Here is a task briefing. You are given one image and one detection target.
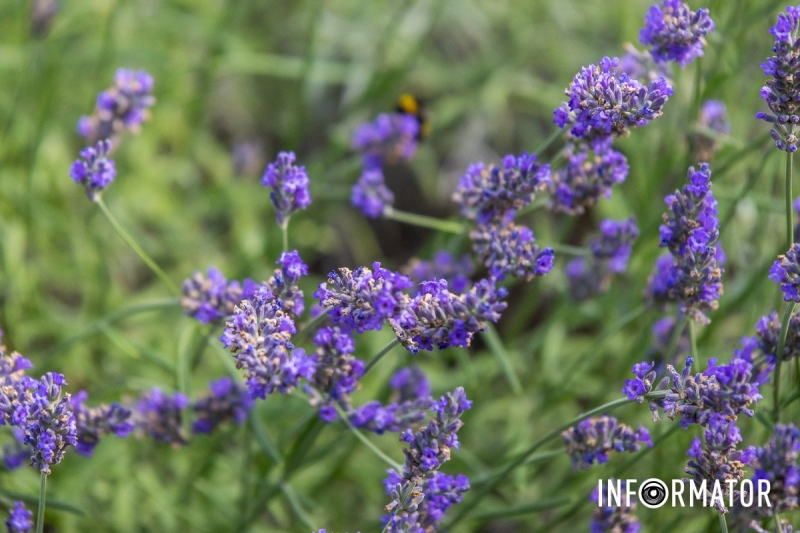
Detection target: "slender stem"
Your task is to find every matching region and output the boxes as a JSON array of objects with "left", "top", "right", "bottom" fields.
[
  {"left": 688, "top": 320, "right": 698, "bottom": 361},
  {"left": 95, "top": 196, "right": 180, "bottom": 295},
  {"left": 774, "top": 302, "right": 796, "bottom": 423},
  {"left": 280, "top": 219, "right": 289, "bottom": 252},
  {"left": 773, "top": 512, "right": 784, "bottom": 533},
  {"left": 481, "top": 324, "right": 523, "bottom": 395},
  {"left": 786, "top": 151, "right": 794, "bottom": 249},
  {"left": 335, "top": 405, "right": 402, "bottom": 471},
  {"left": 383, "top": 207, "right": 465, "bottom": 234},
  {"left": 363, "top": 338, "right": 401, "bottom": 375},
  {"left": 719, "top": 512, "right": 729, "bottom": 533},
  {"left": 533, "top": 128, "right": 563, "bottom": 155},
  {"left": 36, "top": 472, "right": 46, "bottom": 533}
]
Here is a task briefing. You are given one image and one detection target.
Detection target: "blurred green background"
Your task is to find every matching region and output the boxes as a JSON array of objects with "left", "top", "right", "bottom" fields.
[{"left": 0, "top": 0, "right": 798, "bottom": 531}]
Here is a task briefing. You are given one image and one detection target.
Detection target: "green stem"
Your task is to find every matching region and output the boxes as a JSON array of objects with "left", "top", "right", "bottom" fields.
[
  {"left": 689, "top": 320, "right": 698, "bottom": 361},
  {"left": 773, "top": 302, "right": 796, "bottom": 423},
  {"left": 383, "top": 207, "right": 465, "bottom": 234},
  {"left": 773, "top": 512, "right": 783, "bottom": 533},
  {"left": 335, "top": 405, "right": 402, "bottom": 471},
  {"left": 481, "top": 324, "right": 523, "bottom": 395},
  {"left": 363, "top": 338, "right": 401, "bottom": 375},
  {"left": 95, "top": 196, "right": 179, "bottom": 295},
  {"left": 787, "top": 151, "right": 794, "bottom": 248},
  {"left": 719, "top": 512, "right": 729, "bottom": 533},
  {"left": 533, "top": 128, "right": 563, "bottom": 155},
  {"left": 36, "top": 472, "right": 46, "bottom": 533},
  {"left": 281, "top": 219, "right": 289, "bottom": 252},
  {"left": 444, "top": 395, "right": 646, "bottom": 528}
]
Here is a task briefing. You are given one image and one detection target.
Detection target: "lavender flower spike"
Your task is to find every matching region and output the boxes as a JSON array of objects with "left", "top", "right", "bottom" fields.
[
  {"left": 554, "top": 56, "right": 673, "bottom": 139},
  {"left": 21, "top": 372, "right": 78, "bottom": 474},
  {"left": 352, "top": 112, "right": 419, "bottom": 169},
  {"left": 70, "top": 391, "right": 134, "bottom": 457},
  {"left": 191, "top": 377, "right": 254, "bottom": 434},
  {"left": 351, "top": 167, "right": 395, "bottom": 218},
  {"left": 261, "top": 151, "right": 311, "bottom": 225},
  {"left": 266, "top": 250, "right": 308, "bottom": 317},
  {"left": 77, "top": 68, "right": 155, "bottom": 143},
  {"left": 305, "top": 326, "right": 363, "bottom": 422},
  {"left": 747, "top": 423, "right": 799, "bottom": 515},
  {"left": 5, "top": 501, "right": 33, "bottom": 533},
  {"left": 135, "top": 388, "right": 189, "bottom": 447},
  {"left": 640, "top": 0, "right": 715, "bottom": 68},
  {"left": 562, "top": 415, "right": 652, "bottom": 470},
  {"left": 590, "top": 479, "right": 641, "bottom": 533},
  {"left": 405, "top": 251, "right": 474, "bottom": 295},
  {"left": 181, "top": 267, "right": 257, "bottom": 324},
  {"left": 758, "top": 6, "right": 800, "bottom": 152},
  {"left": 470, "top": 222, "right": 554, "bottom": 281},
  {"left": 770, "top": 243, "right": 800, "bottom": 302},
  {"left": 69, "top": 140, "right": 116, "bottom": 200}
]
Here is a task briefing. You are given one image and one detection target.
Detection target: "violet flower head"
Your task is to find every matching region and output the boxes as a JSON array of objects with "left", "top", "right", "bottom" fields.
[
  {"left": 770, "top": 243, "right": 800, "bottom": 302},
  {"left": 5, "top": 501, "right": 33, "bottom": 533},
  {"left": 70, "top": 391, "right": 133, "bottom": 457},
  {"left": 751, "top": 310, "right": 800, "bottom": 365},
  {"left": 698, "top": 100, "right": 731, "bottom": 136},
  {"left": 314, "top": 262, "right": 413, "bottom": 333},
  {"left": 348, "top": 366, "right": 433, "bottom": 434},
  {"left": 405, "top": 251, "right": 474, "bottom": 295},
  {"left": 391, "top": 279, "right": 508, "bottom": 354},
  {"left": 562, "top": 415, "right": 652, "bottom": 470},
  {"left": 684, "top": 414, "right": 753, "bottom": 513},
  {"left": 261, "top": 151, "right": 311, "bottom": 225},
  {"left": 221, "top": 286, "right": 315, "bottom": 400},
  {"left": 590, "top": 479, "right": 641, "bottom": 533},
  {"left": 77, "top": 68, "right": 155, "bottom": 142},
  {"left": 747, "top": 423, "right": 800, "bottom": 514},
  {"left": 470, "top": 222, "right": 554, "bottom": 281},
  {"left": 266, "top": 250, "right": 308, "bottom": 317},
  {"left": 639, "top": 0, "right": 715, "bottom": 68},
  {"left": 549, "top": 137, "right": 629, "bottom": 216},
  {"left": 592, "top": 217, "right": 640, "bottom": 273},
  {"left": 69, "top": 140, "right": 116, "bottom": 200},
  {"left": 390, "top": 366, "right": 431, "bottom": 402},
  {"left": 135, "top": 388, "right": 189, "bottom": 447},
  {"left": 758, "top": 6, "right": 800, "bottom": 152},
  {"left": 452, "top": 153, "right": 551, "bottom": 224},
  {"left": 554, "top": 56, "right": 673, "bottom": 139},
  {"left": 305, "top": 326, "right": 363, "bottom": 422},
  {"left": 351, "top": 168, "right": 395, "bottom": 218},
  {"left": 352, "top": 112, "right": 419, "bottom": 169},
  {"left": 191, "top": 377, "right": 254, "bottom": 434},
  {"left": 1, "top": 428, "right": 29, "bottom": 471},
  {"left": 383, "top": 469, "right": 469, "bottom": 532},
  {"left": 181, "top": 267, "right": 257, "bottom": 324}
]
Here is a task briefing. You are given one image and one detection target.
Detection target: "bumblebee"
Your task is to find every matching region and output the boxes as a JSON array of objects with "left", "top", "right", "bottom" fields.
[{"left": 396, "top": 93, "right": 431, "bottom": 140}]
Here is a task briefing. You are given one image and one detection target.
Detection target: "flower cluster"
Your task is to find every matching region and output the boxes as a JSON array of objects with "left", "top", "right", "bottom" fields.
[
  {"left": 566, "top": 217, "right": 639, "bottom": 301},
  {"left": 392, "top": 279, "right": 508, "bottom": 354},
  {"left": 265, "top": 250, "right": 308, "bottom": 317},
  {"left": 261, "top": 151, "right": 312, "bottom": 225},
  {"left": 404, "top": 251, "right": 474, "bottom": 295},
  {"left": 747, "top": 423, "right": 800, "bottom": 515},
  {"left": 639, "top": 0, "right": 715, "bottom": 68},
  {"left": 769, "top": 243, "right": 800, "bottom": 302},
  {"left": 470, "top": 222, "right": 554, "bottom": 281},
  {"left": 554, "top": 56, "right": 673, "bottom": 139},
  {"left": 562, "top": 415, "right": 651, "bottom": 470},
  {"left": 135, "top": 388, "right": 189, "bottom": 447},
  {"left": 452, "top": 153, "right": 551, "bottom": 224},
  {"left": 349, "top": 366, "right": 433, "bottom": 434},
  {"left": 549, "top": 137, "right": 629, "bottom": 215},
  {"left": 2, "top": 428, "right": 29, "bottom": 470},
  {"left": 758, "top": 6, "right": 800, "bottom": 152},
  {"left": 70, "top": 391, "right": 134, "bottom": 457},
  {"left": 5, "top": 501, "right": 33, "bottom": 533},
  {"left": 314, "top": 262, "right": 413, "bottom": 333},
  {"left": 353, "top": 112, "right": 419, "bottom": 170},
  {"left": 221, "top": 286, "right": 315, "bottom": 399},
  {"left": 305, "top": 326, "right": 363, "bottom": 422},
  {"left": 77, "top": 68, "right": 155, "bottom": 143},
  {"left": 646, "top": 163, "right": 723, "bottom": 323},
  {"left": 590, "top": 480, "right": 641, "bottom": 533},
  {"left": 684, "top": 414, "right": 753, "bottom": 513},
  {"left": 68, "top": 139, "right": 117, "bottom": 200},
  {"left": 351, "top": 168, "right": 395, "bottom": 218},
  {"left": 383, "top": 388, "right": 472, "bottom": 532},
  {"left": 191, "top": 377, "right": 254, "bottom": 434},
  {"left": 181, "top": 267, "right": 257, "bottom": 324}
]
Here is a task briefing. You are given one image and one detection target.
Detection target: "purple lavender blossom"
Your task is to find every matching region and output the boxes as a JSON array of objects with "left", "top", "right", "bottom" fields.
[
  {"left": 747, "top": 423, "right": 800, "bottom": 515},
  {"left": 639, "top": 0, "right": 714, "bottom": 68},
  {"left": 348, "top": 367, "right": 433, "bottom": 434},
  {"left": 181, "top": 267, "right": 257, "bottom": 324},
  {"left": 70, "top": 391, "right": 133, "bottom": 457},
  {"left": 452, "top": 153, "right": 551, "bottom": 224},
  {"left": 352, "top": 113, "right": 419, "bottom": 169},
  {"left": 305, "top": 326, "right": 363, "bottom": 422},
  {"left": 135, "top": 388, "right": 189, "bottom": 447},
  {"left": 221, "top": 286, "right": 315, "bottom": 400},
  {"left": 770, "top": 243, "right": 800, "bottom": 302},
  {"left": 5, "top": 501, "right": 33, "bottom": 533},
  {"left": 684, "top": 414, "right": 753, "bottom": 513},
  {"left": 77, "top": 68, "right": 155, "bottom": 143},
  {"left": 554, "top": 56, "right": 673, "bottom": 139},
  {"left": 590, "top": 479, "right": 641, "bottom": 533},
  {"left": 191, "top": 377, "right": 254, "bottom": 434},
  {"left": 619, "top": 43, "right": 671, "bottom": 83},
  {"left": 351, "top": 168, "right": 395, "bottom": 218},
  {"left": 562, "top": 415, "right": 652, "bottom": 470},
  {"left": 699, "top": 100, "right": 731, "bottom": 136},
  {"left": 405, "top": 251, "right": 474, "bottom": 295},
  {"left": 391, "top": 279, "right": 508, "bottom": 354},
  {"left": 314, "top": 262, "right": 413, "bottom": 333},
  {"left": 261, "top": 151, "right": 311, "bottom": 225},
  {"left": 266, "top": 251, "right": 308, "bottom": 317},
  {"left": 69, "top": 140, "right": 117, "bottom": 200},
  {"left": 389, "top": 366, "right": 431, "bottom": 402},
  {"left": 384, "top": 469, "right": 469, "bottom": 530},
  {"left": 1, "top": 428, "right": 29, "bottom": 470},
  {"left": 549, "top": 137, "right": 629, "bottom": 215},
  {"left": 470, "top": 222, "right": 554, "bottom": 281},
  {"left": 758, "top": 6, "right": 800, "bottom": 152}
]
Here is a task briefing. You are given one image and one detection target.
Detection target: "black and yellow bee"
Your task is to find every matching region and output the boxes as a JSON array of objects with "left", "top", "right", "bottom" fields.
[{"left": 396, "top": 93, "right": 431, "bottom": 140}]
